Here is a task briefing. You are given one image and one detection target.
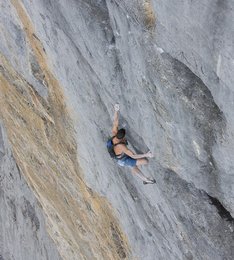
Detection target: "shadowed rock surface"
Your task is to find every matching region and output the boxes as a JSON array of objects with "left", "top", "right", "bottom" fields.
[{"left": 0, "top": 0, "right": 234, "bottom": 259}]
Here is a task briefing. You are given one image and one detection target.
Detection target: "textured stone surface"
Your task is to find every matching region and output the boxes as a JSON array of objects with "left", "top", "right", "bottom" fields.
[
  {"left": 0, "top": 123, "right": 61, "bottom": 260},
  {"left": 0, "top": 1, "right": 131, "bottom": 259},
  {"left": 0, "top": 0, "right": 234, "bottom": 259},
  {"left": 153, "top": 0, "right": 234, "bottom": 215}
]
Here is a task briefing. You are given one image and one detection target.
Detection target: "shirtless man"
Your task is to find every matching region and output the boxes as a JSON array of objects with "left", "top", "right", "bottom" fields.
[{"left": 112, "top": 104, "right": 156, "bottom": 184}]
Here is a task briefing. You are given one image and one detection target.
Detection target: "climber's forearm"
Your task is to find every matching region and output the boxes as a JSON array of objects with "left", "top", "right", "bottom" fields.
[
  {"left": 131, "top": 153, "right": 148, "bottom": 159},
  {"left": 112, "top": 110, "right": 119, "bottom": 135},
  {"left": 125, "top": 149, "right": 153, "bottom": 159},
  {"left": 124, "top": 149, "right": 148, "bottom": 159}
]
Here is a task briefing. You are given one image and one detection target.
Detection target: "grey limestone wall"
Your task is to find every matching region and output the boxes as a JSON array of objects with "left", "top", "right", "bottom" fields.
[
  {"left": 1, "top": 0, "right": 234, "bottom": 259},
  {"left": 0, "top": 123, "right": 61, "bottom": 260}
]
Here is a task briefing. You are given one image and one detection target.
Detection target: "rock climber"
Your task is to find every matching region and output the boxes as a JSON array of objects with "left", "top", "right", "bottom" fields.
[{"left": 112, "top": 104, "right": 156, "bottom": 184}]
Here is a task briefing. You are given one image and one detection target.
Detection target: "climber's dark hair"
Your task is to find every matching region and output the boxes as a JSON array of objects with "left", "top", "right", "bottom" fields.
[{"left": 116, "top": 128, "right": 125, "bottom": 139}]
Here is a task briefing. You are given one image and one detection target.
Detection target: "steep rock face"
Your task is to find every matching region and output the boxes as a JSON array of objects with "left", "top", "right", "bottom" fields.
[
  {"left": 0, "top": 1, "right": 130, "bottom": 259},
  {"left": 153, "top": 0, "right": 234, "bottom": 215},
  {"left": 0, "top": 0, "right": 234, "bottom": 260},
  {"left": 0, "top": 123, "right": 62, "bottom": 260}
]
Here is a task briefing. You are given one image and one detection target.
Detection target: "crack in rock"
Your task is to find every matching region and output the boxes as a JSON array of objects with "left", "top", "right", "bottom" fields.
[{"left": 207, "top": 195, "right": 234, "bottom": 223}]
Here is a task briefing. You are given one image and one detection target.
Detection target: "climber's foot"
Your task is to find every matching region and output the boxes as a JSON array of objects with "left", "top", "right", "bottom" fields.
[{"left": 143, "top": 179, "right": 156, "bottom": 185}]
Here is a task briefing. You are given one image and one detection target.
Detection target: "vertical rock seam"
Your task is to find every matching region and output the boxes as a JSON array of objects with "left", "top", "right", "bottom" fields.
[{"left": 0, "top": 0, "right": 131, "bottom": 259}]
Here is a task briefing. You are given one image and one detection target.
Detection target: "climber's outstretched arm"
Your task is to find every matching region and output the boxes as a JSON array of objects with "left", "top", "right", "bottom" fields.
[
  {"left": 112, "top": 104, "right": 120, "bottom": 136},
  {"left": 122, "top": 146, "right": 154, "bottom": 159}
]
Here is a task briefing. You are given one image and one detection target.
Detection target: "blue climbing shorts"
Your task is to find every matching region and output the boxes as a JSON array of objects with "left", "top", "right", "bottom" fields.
[{"left": 117, "top": 155, "right": 137, "bottom": 167}]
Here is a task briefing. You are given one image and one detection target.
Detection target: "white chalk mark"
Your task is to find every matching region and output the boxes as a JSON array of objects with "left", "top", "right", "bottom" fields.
[
  {"left": 193, "top": 140, "right": 200, "bottom": 156},
  {"left": 216, "top": 54, "right": 222, "bottom": 78}
]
